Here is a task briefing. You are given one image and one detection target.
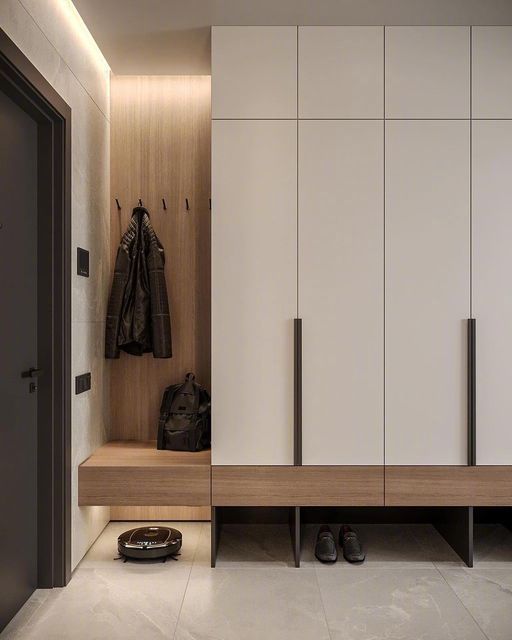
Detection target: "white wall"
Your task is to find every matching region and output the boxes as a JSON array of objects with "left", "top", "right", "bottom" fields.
[
  {"left": 72, "top": 0, "right": 512, "bottom": 75},
  {"left": 0, "top": 0, "right": 111, "bottom": 569}
]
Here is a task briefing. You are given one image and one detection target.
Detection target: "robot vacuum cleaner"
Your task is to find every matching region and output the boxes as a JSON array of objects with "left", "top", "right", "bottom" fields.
[{"left": 118, "top": 526, "right": 182, "bottom": 561}]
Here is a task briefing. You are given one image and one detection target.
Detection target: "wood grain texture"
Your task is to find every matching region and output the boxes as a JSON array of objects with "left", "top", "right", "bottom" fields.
[
  {"left": 78, "top": 441, "right": 211, "bottom": 506},
  {"left": 110, "top": 506, "right": 210, "bottom": 521},
  {"left": 386, "top": 466, "right": 512, "bottom": 506},
  {"left": 110, "top": 75, "right": 211, "bottom": 441},
  {"left": 80, "top": 440, "right": 210, "bottom": 467},
  {"left": 212, "top": 466, "right": 384, "bottom": 506}
]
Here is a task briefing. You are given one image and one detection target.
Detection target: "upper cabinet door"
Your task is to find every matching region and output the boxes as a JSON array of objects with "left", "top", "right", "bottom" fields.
[
  {"left": 298, "top": 27, "right": 383, "bottom": 118},
  {"left": 211, "top": 26, "right": 297, "bottom": 119},
  {"left": 211, "top": 120, "right": 297, "bottom": 465},
  {"left": 472, "top": 27, "right": 512, "bottom": 118},
  {"left": 299, "top": 121, "right": 383, "bottom": 465},
  {"left": 473, "top": 121, "right": 512, "bottom": 464},
  {"left": 385, "top": 27, "right": 470, "bottom": 118},
  {"left": 385, "top": 121, "right": 470, "bottom": 465}
]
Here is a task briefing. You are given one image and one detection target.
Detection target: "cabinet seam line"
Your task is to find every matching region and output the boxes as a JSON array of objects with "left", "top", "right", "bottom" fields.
[
  {"left": 470, "top": 25, "right": 473, "bottom": 320},
  {"left": 296, "top": 25, "right": 299, "bottom": 321},
  {"left": 383, "top": 25, "right": 387, "bottom": 499}
]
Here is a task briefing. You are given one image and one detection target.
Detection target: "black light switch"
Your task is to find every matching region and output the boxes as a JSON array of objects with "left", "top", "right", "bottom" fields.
[
  {"left": 77, "top": 247, "right": 89, "bottom": 277},
  {"left": 75, "top": 372, "right": 91, "bottom": 394}
]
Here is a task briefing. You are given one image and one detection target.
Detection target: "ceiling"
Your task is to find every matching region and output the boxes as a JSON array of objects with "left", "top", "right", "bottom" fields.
[{"left": 73, "top": 0, "right": 512, "bottom": 75}]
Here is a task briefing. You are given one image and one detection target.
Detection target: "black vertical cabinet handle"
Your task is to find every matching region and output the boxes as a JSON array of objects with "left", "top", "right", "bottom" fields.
[
  {"left": 467, "top": 318, "right": 476, "bottom": 466},
  {"left": 294, "top": 318, "right": 302, "bottom": 466}
]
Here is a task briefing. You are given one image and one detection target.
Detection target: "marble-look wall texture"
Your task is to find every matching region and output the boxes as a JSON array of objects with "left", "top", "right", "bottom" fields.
[{"left": 0, "top": 0, "right": 111, "bottom": 569}]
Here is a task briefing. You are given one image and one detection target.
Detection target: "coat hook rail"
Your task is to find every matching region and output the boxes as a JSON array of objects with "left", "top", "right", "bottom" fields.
[
  {"left": 185, "top": 198, "right": 190, "bottom": 211},
  {"left": 115, "top": 198, "right": 121, "bottom": 211}
]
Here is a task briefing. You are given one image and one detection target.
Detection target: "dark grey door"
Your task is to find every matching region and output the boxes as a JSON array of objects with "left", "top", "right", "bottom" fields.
[{"left": 0, "top": 88, "right": 39, "bottom": 630}]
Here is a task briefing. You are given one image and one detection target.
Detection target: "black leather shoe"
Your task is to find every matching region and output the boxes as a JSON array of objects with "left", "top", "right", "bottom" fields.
[
  {"left": 315, "top": 525, "right": 338, "bottom": 563},
  {"left": 339, "top": 525, "right": 365, "bottom": 563}
]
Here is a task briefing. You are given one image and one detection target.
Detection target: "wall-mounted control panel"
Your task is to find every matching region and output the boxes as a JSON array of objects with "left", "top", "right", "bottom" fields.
[
  {"left": 75, "top": 372, "right": 91, "bottom": 395},
  {"left": 77, "top": 247, "right": 89, "bottom": 277}
]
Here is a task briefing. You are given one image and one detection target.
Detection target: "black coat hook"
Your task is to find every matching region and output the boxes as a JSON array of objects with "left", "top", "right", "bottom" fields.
[
  {"left": 209, "top": 198, "right": 211, "bottom": 211},
  {"left": 138, "top": 199, "right": 143, "bottom": 207},
  {"left": 115, "top": 198, "right": 121, "bottom": 211},
  {"left": 162, "top": 198, "right": 167, "bottom": 211},
  {"left": 185, "top": 198, "right": 190, "bottom": 211}
]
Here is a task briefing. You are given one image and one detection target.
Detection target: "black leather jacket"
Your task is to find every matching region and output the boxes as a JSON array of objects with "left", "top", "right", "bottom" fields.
[{"left": 105, "top": 207, "right": 172, "bottom": 358}]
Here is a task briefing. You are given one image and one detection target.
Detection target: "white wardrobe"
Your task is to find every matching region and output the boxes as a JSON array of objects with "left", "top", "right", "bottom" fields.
[
  {"left": 211, "top": 119, "right": 297, "bottom": 465},
  {"left": 212, "top": 25, "right": 512, "bottom": 470},
  {"left": 473, "top": 27, "right": 512, "bottom": 466}
]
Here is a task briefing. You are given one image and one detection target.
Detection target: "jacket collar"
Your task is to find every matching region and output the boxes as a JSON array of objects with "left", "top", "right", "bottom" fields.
[{"left": 132, "top": 206, "right": 149, "bottom": 218}]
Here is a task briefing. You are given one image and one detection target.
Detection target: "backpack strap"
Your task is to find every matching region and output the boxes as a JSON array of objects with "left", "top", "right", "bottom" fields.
[
  {"left": 157, "top": 385, "right": 177, "bottom": 449},
  {"left": 156, "top": 414, "right": 165, "bottom": 450},
  {"left": 156, "top": 414, "right": 165, "bottom": 449}
]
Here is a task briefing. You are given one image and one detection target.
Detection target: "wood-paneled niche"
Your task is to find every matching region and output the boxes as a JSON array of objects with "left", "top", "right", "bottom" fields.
[{"left": 109, "top": 75, "right": 211, "bottom": 520}]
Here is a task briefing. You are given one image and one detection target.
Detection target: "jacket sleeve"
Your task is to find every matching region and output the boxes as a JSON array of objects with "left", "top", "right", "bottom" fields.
[
  {"left": 147, "top": 238, "right": 172, "bottom": 359},
  {"left": 105, "top": 246, "right": 131, "bottom": 359}
]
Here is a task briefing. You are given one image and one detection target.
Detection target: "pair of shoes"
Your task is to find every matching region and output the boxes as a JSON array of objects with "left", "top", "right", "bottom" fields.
[{"left": 314, "top": 525, "right": 365, "bottom": 564}]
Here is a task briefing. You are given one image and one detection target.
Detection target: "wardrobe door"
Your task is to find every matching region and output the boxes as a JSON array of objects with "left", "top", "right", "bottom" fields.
[
  {"left": 472, "top": 27, "right": 512, "bottom": 119},
  {"left": 299, "top": 121, "right": 383, "bottom": 465},
  {"left": 211, "top": 26, "right": 297, "bottom": 119},
  {"left": 473, "top": 121, "right": 512, "bottom": 465},
  {"left": 385, "top": 121, "right": 470, "bottom": 465},
  {"left": 211, "top": 120, "right": 297, "bottom": 465},
  {"left": 298, "top": 27, "right": 383, "bottom": 118},
  {"left": 385, "top": 26, "right": 469, "bottom": 118}
]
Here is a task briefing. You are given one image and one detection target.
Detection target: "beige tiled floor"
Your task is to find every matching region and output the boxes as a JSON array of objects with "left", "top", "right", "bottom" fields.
[{"left": 2, "top": 523, "right": 512, "bottom": 640}]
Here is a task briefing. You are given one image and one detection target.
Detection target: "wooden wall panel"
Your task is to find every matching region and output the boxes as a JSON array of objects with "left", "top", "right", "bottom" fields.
[{"left": 110, "top": 75, "right": 211, "bottom": 442}]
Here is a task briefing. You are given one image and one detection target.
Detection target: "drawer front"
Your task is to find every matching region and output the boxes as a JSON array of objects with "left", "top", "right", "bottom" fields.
[
  {"left": 386, "top": 466, "right": 512, "bottom": 506},
  {"left": 78, "top": 466, "right": 211, "bottom": 506},
  {"left": 212, "top": 466, "right": 384, "bottom": 506}
]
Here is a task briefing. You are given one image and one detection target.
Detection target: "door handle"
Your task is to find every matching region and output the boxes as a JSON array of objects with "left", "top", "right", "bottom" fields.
[
  {"left": 21, "top": 367, "right": 43, "bottom": 378},
  {"left": 467, "top": 318, "right": 476, "bottom": 466},
  {"left": 294, "top": 318, "right": 302, "bottom": 466}
]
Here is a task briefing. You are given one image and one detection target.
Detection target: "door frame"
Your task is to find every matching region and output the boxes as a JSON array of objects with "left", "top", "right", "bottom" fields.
[{"left": 0, "top": 29, "right": 71, "bottom": 587}]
